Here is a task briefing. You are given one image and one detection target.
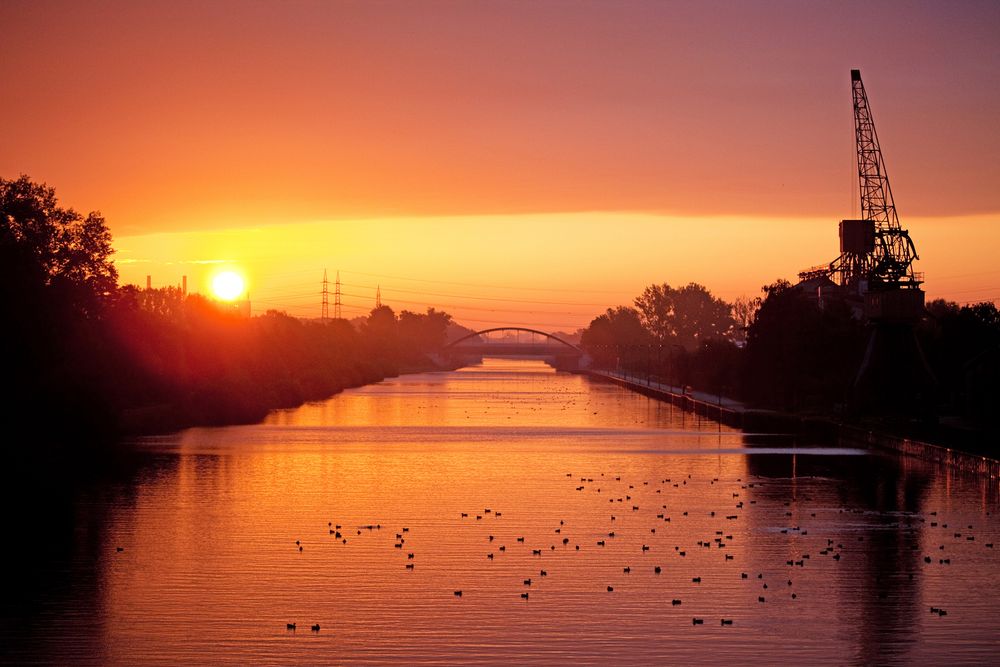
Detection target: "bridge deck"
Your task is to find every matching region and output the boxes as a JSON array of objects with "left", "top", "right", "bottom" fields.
[{"left": 448, "top": 343, "right": 581, "bottom": 355}]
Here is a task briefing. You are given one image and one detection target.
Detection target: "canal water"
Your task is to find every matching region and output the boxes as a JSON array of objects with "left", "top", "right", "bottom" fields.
[{"left": 4, "top": 358, "right": 999, "bottom": 665}]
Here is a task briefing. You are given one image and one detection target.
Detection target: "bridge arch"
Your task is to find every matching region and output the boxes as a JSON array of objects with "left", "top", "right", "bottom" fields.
[{"left": 442, "top": 327, "right": 583, "bottom": 353}]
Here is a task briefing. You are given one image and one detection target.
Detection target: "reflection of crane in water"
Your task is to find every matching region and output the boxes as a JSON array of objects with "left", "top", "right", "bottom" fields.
[{"left": 798, "top": 70, "right": 933, "bottom": 414}]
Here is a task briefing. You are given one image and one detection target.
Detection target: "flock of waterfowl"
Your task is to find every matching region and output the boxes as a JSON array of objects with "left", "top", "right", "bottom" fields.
[{"left": 280, "top": 467, "right": 996, "bottom": 634}]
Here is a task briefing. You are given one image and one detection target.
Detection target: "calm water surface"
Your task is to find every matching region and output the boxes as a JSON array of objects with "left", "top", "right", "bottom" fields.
[{"left": 5, "top": 359, "right": 1000, "bottom": 665}]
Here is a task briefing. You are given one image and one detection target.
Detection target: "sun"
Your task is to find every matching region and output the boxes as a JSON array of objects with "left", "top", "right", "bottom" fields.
[{"left": 212, "top": 271, "right": 245, "bottom": 301}]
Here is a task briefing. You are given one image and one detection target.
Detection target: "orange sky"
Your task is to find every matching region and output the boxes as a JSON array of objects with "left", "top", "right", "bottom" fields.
[{"left": 3, "top": 1, "right": 999, "bottom": 328}]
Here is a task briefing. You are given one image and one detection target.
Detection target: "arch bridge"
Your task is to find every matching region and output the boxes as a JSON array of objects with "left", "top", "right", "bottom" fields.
[{"left": 441, "top": 327, "right": 585, "bottom": 360}]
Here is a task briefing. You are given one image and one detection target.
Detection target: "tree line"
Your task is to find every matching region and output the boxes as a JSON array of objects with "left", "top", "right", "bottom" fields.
[
  {"left": 1, "top": 176, "right": 454, "bottom": 450},
  {"left": 4, "top": 175, "right": 998, "bottom": 451},
  {"left": 579, "top": 278, "right": 1000, "bottom": 428}
]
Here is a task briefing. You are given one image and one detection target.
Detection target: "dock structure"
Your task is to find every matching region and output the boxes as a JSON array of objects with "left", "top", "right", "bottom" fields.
[
  {"left": 591, "top": 369, "right": 1000, "bottom": 478},
  {"left": 586, "top": 369, "right": 747, "bottom": 429}
]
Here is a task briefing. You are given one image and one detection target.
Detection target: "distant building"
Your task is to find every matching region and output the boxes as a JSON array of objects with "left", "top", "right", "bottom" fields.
[{"left": 794, "top": 275, "right": 864, "bottom": 318}]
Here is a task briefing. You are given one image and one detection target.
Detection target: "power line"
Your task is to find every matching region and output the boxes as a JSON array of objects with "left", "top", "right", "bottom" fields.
[
  {"left": 251, "top": 279, "right": 614, "bottom": 310},
  {"left": 441, "top": 314, "right": 587, "bottom": 330},
  {"left": 251, "top": 295, "right": 587, "bottom": 329},
  {"left": 336, "top": 290, "right": 595, "bottom": 317},
  {"left": 340, "top": 280, "right": 612, "bottom": 307},
  {"left": 928, "top": 285, "right": 1000, "bottom": 296},
  {"left": 956, "top": 296, "right": 1000, "bottom": 306},
  {"left": 254, "top": 285, "right": 599, "bottom": 318},
  {"left": 339, "top": 269, "right": 628, "bottom": 294},
  {"left": 930, "top": 269, "right": 1000, "bottom": 282}
]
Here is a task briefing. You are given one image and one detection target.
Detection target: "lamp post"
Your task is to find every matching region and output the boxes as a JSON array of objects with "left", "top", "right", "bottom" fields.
[
  {"left": 666, "top": 345, "right": 671, "bottom": 391},
  {"left": 667, "top": 343, "right": 684, "bottom": 392},
  {"left": 644, "top": 344, "right": 649, "bottom": 385},
  {"left": 656, "top": 343, "right": 663, "bottom": 388}
]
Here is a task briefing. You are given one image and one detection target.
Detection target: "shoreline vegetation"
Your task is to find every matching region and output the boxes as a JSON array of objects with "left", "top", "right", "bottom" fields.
[
  {"left": 588, "top": 369, "right": 1000, "bottom": 473},
  {"left": 1, "top": 176, "right": 467, "bottom": 456},
  {"left": 3, "top": 175, "right": 998, "bottom": 462},
  {"left": 575, "top": 282, "right": 1000, "bottom": 459},
  {"left": 117, "top": 356, "right": 458, "bottom": 437},
  {"left": 104, "top": 289, "right": 466, "bottom": 437}
]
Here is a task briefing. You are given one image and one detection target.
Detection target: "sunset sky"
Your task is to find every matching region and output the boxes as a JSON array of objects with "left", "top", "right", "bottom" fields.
[{"left": 3, "top": 1, "right": 998, "bottom": 329}]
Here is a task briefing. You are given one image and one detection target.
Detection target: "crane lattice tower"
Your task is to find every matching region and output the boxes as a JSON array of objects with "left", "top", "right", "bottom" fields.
[
  {"left": 800, "top": 69, "right": 924, "bottom": 322},
  {"left": 820, "top": 70, "right": 934, "bottom": 415}
]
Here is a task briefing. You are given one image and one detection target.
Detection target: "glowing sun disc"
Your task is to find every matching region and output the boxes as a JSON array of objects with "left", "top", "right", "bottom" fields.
[{"left": 212, "top": 271, "right": 244, "bottom": 301}]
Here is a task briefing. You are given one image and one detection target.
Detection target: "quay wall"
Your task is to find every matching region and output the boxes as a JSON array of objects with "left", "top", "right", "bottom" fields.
[{"left": 585, "top": 370, "right": 999, "bottom": 479}]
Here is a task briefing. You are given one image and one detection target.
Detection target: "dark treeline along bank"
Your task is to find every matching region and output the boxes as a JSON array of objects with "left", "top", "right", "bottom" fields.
[
  {"left": 4, "top": 176, "right": 999, "bottom": 458},
  {"left": 578, "top": 280, "right": 1000, "bottom": 456},
  {"left": 1, "top": 176, "right": 459, "bottom": 454}
]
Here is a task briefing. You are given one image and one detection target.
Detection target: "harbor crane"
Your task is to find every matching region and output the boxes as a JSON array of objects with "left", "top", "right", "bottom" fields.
[
  {"left": 799, "top": 69, "right": 925, "bottom": 321},
  {"left": 799, "top": 70, "right": 933, "bottom": 414}
]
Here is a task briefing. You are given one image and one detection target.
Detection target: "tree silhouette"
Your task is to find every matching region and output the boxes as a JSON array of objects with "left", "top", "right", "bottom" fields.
[
  {"left": 742, "top": 279, "right": 865, "bottom": 410},
  {"left": 1, "top": 175, "right": 117, "bottom": 318},
  {"left": 731, "top": 294, "right": 762, "bottom": 345},
  {"left": 580, "top": 306, "right": 650, "bottom": 368},
  {"left": 398, "top": 307, "right": 453, "bottom": 357},
  {"left": 634, "top": 282, "right": 734, "bottom": 350},
  {"left": 1, "top": 176, "right": 120, "bottom": 444}
]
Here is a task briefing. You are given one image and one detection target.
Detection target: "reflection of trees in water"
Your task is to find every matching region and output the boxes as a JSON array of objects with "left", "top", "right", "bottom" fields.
[
  {"left": 745, "top": 451, "right": 931, "bottom": 665},
  {"left": 0, "top": 452, "right": 179, "bottom": 664}
]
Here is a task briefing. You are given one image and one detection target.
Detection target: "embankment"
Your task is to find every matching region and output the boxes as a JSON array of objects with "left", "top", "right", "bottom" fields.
[
  {"left": 119, "top": 357, "right": 463, "bottom": 436},
  {"left": 585, "top": 369, "right": 999, "bottom": 478}
]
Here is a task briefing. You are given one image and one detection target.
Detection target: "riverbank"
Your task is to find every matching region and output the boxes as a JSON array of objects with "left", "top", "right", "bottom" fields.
[
  {"left": 586, "top": 369, "right": 1000, "bottom": 478},
  {"left": 119, "top": 357, "right": 463, "bottom": 437},
  {"left": 839, "top": 425, "right": 1000, "bottom": 478}
]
